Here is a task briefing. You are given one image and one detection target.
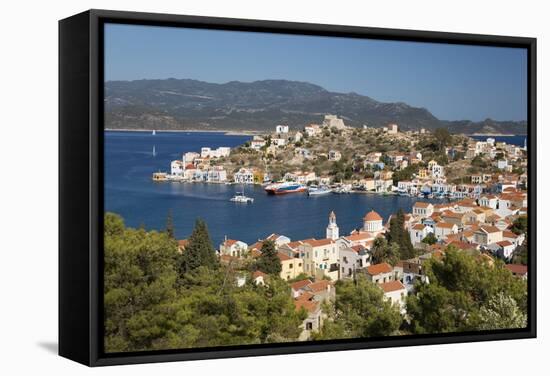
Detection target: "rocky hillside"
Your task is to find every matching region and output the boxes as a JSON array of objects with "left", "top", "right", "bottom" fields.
[{"left": 105, "top": 79, "right": 526, "bottom": 134}]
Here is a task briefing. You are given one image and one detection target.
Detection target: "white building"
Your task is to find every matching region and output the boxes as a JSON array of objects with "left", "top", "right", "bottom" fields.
[
  {"left": 380, "top": 280, "right": 407, "bottom": 314},
  {"left": 275, "top": 124, "right": 289, "bottom": 134},
  {"left": 412, "top": 202, "right": 434, "bottom": 218},
  {"left": 340, "top": 244, "right": 370, "bottom": 279},
  {"left": 250, "top": 137, "right": 266, "bottom": 150},
  {"left": 184, "top": 152, "right": 200, "bottom": 164},
  {"left": 272, "top": 137, "right": 287, "bottom": 147},
  {"left": 201, "top": 146, "right": 231, "bottom": 158},
  {"left": 234, "top": 168, "right": 255, "bottom": 184},
  {"left": 219, "top": 238, "right": 248, "bottom": 258},
  {"left": 304, "top": 124, "right": 322, "bottom": 137},
  {"left": 409, "top": 223, "right": 432, "bottom": 246},
  {"left": 299, "top": 239, "right": 339, "bottom": 280},
  {"left": 170, "top": 160, "right": 184, "bottom": 176},
  {"left": 326, "top": 211, "right": 339, "bottom": 240},
  {"left": 363, "top": 210, "right": 384, "bottom": 233}
]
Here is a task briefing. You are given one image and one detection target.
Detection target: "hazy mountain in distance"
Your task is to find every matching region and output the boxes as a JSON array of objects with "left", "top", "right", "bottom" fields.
[{"left": 104, "top": 78, "right": 526, "bottom": 134}]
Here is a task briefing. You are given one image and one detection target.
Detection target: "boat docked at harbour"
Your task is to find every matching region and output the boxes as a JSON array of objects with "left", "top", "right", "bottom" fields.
[
  {"left": 264, "top": 181, "right": 307, "bottom": 195},
  {"left": 308, "top": 185, "right": 333, "bottom": 196}
]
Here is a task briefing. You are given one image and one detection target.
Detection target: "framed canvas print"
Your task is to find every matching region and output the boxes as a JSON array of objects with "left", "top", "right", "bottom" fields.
[{"left": 59, "top": 9, "right": 536, "bottom": 366}]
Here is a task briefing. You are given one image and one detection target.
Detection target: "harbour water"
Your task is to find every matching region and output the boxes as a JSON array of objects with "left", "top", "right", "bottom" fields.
[
  {"left": 105, "top": 131, "right": 522, "bottom": 245},
  {"left": 470, "top": 135, "right": 526, "bottom": 147}
]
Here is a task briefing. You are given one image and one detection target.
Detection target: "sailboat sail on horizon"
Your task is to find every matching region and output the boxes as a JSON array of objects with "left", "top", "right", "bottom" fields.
[{"left": 152, "top": 129, "right": 156, "bottom": 136}]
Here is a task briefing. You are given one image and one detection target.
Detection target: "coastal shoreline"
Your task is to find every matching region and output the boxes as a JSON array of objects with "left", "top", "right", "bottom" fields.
[{"left": 104, "top": 128, "right": 260, "bottom": 136}]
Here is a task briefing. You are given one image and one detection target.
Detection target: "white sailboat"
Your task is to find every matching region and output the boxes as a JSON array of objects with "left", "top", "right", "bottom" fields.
[
  {"left": 152, "top": 145, "right": 156, "bottom": 157},
  {"left": 152, "top": 129, "right": 156, "bottom": 136}
]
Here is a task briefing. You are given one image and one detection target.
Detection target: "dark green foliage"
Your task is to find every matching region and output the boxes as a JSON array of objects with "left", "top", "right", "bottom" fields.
[
  {"left": 104, "top": 213, "right": 303, "bottom": 352},
  {"left": 512, "top": 236, "right": 528, "bottom": 265},
  {"left": 179, "top": 218, "right": 219, "bottom": 273},
  {"left": 406, "top": 248, "right": 527, "bottom": 334},
  {"left": 255, "top": 240, "right": 282, "bottom": 276},
  {"left": 422, "top": 232, "right": 437, "bottom": 245},
  {"left": 510, "top": 216, "right": 528, "bottom": 235},
  {"left": 433, "top": 128, "right": 452, "bottom": 151},
  {"left": 165, "top": 209, "right": 175, "bottom": 239},
  {"left": 392, "top": 165, "right": 418, "bottom": 186},
  {"left": 370, "top": 237, "right": 400, "bottom": 266},
  {"left": 313, "top": 276, "right": 401, "bottom": 340},
  {"left": 386, "top": 210, "right": 416, "bottom": 260},
  {"left": 471, "top": 155, "right": 488, "bottom": 168}
]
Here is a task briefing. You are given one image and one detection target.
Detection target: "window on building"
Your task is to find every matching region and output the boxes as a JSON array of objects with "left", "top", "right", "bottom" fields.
[{"left": 306, "top": 322, "right": 313, "bottom": 330}]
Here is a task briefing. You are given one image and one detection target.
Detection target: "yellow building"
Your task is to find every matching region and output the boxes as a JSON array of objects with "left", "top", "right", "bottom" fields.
[{"left": 278, "top": 252, "right": 304, "bottom": 280}]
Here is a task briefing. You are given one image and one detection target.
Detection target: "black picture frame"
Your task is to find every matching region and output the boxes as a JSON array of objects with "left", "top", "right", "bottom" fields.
[{"left": 59, "top": 9, "right": 537, "bottom": 367}]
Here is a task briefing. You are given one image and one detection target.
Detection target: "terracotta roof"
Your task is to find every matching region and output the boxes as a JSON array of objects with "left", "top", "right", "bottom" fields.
[
  {"left": 503, "top": 231, "right": 518, "bottom": 239},
  {"left": 306, "top": 280, "right": 332, "bottom": 293},
  {"left": 294, "top": 299, "right": 319, "bottom": 314},
  {"left": 366, "top": 262, "right": 393, "bottom": 275},
  {"left": 252, "top": 270, "right": 267, "bottom": 279},
  {"left": 223, "top": 239, "right": 238, "bottom": 246},
  {"left": 177, "top": 239, "right": 189, "bottom": 248},
  {"left": 412, "top": 224, "right": 426, "bottom": 230},
  {"left": 277, "top": 252, "right": 292, "bottom": 261},
  {"left": 364, "top": 210, "right": 383, "bottom": 221},
  {"left": 283, "top": 241, "right": 303, "bottom": 249},
  {"left": 185, "top": 163, "right": 195, "bottom": 169},
  {"left": 414, "top": 202, "right": 432, "bottom": 208},
  {"left": 437, "top": 222, "right": 456, "bottom": 229},
  {"left": 497, "top": 240, "right": 513, "bottom": 247},
  {"left": 302, "top": 238, "right": 334, "bottom": 247},
  {"left": 344, "top": 233, "right": 373, "bottom": 242},
  {"left": 379, "top": 280, "right": 406, "bottom": 293},
  {"left": 291, "top": 279, "right": 312, "bottom": 290},
  {"left": 505, "top": 264, "right": 528, "bottom": 276},
  {"left": 448, "top": 240, "right": 476, "bottom": 250},
  {"left": 479, "top": 225, "right": 501, "bottom": 234},
  {"left": 296, "top": 291, "right": 314, "bottom": 302},
  {"left": 249, "top": 241, "right": 264, "bottom": 252}
]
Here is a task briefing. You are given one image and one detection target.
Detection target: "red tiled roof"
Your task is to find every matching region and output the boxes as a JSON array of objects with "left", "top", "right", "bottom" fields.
[
  {"left": 414, "top": 202, "right": 432, "bottom": 208},
  {"left": 412, "top": 224, "right": 425, "bottom": 230},
  {"left": 479, "top": 225, "right": 501, "bottom": 234},
  {"left": 364, "top": 210, "right": 383, "bottom": 221},
  {"left": 178, "top": 239, "right": 189, "bottom": 248},
  {"left": 505, "top": 264, "right": 527, "bottom": 276},
  {"left": 223, "top": 239, "right": 238, "bottom": 246},
  {"left": 252, "top": 270, "right": 267, "bottom": 279},
  {"left": 437, "top": 222, "right": 456, "bottom": 229},
  {"left": 307, "top": 280, "right": 331, "bottom": 293},
  {"left": 344, "top": 233, "right": 373, "bottom": 242},
  {"left": 380, "top": 280, "right": 406, "bottom": 293},
  {"left": 497, "top": 240, "right": 513, "bottom": 247},
  {"left": 503, "top": 231, "right": 518, "bottom": 239},
  {"left": 277, "top": 252, "right": 292, "bottom": 261},
  {"left": 302, "top": 238, "right": 334, "bottom": 247},
  {"left": 294, "top": 299, "right": 319, "bottom": 314},
  {"left": 366, "top": 262, "right": 393, "bottom": 275},
  {"left": 291, "top": 279, "right": 312, "bottom": 290}
]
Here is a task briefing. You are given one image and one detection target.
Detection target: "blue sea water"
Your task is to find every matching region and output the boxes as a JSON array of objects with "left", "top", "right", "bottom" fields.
[
  {"left": 470, "top": 135, "right": 527, "bottom": 147},
  {"left": 105, "top": 131, "right": 436, "bottom": 245}
]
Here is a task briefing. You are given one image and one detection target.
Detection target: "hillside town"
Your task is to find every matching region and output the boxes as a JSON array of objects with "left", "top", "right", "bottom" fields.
[
  {"left": 154, "top": 114, "right": 527, "bottom": 201},
  {"left": 176, "top": 189, "right": 528, "bottom": 340}
]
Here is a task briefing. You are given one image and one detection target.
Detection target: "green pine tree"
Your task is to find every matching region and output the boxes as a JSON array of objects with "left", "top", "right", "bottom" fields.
[
  {"left": 179, "top": 218, "right": 219, "bottom": 273},
  {"left": 255, "top": 240, "right": 282, "bottom": 275},
  {"left": 165, "top": 209, "right": 175, "bottom": 239}
]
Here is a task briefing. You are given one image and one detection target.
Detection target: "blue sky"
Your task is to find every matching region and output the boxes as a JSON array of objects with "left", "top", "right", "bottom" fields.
[{"left": 104, "top": 23, "right": 527, "bottom": 122}]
